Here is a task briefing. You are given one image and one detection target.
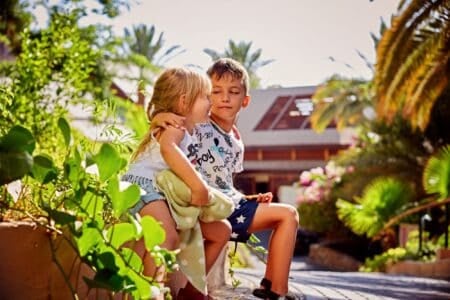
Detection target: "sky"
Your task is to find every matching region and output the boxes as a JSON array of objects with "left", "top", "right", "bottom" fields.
[{"left": 35, "top": 0, "right": 399, "bottom": 88}]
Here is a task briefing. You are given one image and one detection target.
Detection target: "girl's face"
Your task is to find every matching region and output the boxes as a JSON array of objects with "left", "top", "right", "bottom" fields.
[{"left": 188, "top": 92, "right": 211, "bottom": 124}]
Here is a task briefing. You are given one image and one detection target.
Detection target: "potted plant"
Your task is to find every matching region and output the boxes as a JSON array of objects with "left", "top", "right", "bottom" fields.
[{"left": 0, "top": 4, "right": 176, "bottom": 299}]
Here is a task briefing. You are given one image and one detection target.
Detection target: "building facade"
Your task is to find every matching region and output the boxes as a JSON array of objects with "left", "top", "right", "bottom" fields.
[{"left": 235, "top": 86, "right": 352, "bottom": 202}]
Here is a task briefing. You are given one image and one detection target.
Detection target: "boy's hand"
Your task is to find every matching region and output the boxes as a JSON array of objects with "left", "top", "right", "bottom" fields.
[
  {"left": 153, "top": 112, "right": 186, "bottom": 129},
  {"left": 245, "top": 192, "right": 273, "bottom": 203}
]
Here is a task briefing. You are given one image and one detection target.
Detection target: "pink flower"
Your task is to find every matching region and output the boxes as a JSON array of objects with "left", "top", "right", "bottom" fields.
[
  {"left": 299, "top": 171, "right": 312, "bottom": 186},
  {"left": 310, "top": 167, "right": 324, "bottom": 176}
]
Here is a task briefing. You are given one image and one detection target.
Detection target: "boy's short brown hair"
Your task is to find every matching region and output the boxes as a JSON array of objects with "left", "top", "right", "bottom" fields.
[{"left": 206, "top": 58, "right": 250, "bottom": 95}]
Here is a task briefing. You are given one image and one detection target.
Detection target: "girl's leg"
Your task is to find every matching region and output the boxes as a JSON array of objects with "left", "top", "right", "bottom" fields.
[
  {"left": 200, "top": 219, "right": 232, "bottom": 274},
  {"left": 132, "top": 200, "right": 179, "bottom": 299},
  {"left": 248, "top": 203, "right": 299, "bottom": 296}
]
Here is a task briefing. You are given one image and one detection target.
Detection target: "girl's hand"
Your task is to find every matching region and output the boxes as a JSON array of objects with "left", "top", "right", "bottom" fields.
[
  {"left": 190, "top": 184, "right": 210, "bottom": 207},
  {"left": 153, "top": 112, "right": 186, "bottom": 129}
]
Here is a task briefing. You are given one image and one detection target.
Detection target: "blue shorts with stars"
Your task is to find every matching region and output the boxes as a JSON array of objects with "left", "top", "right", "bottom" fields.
[{"left": 227, "top": 198, "right": 259, "bottom": 243}]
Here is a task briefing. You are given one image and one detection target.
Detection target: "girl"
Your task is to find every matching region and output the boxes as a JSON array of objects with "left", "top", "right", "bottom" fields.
[{"left": 123, "top": 67, "right": 231, "bottom": 300}]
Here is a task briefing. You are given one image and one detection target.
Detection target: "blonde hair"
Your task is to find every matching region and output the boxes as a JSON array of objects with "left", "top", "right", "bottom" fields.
[{"left": 132, "top": 67, "right": 211, "bottom": 160}]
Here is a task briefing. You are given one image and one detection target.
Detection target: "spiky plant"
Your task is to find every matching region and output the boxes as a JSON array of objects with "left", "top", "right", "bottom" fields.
[
  {"left": 423, "top": 144, "right": 450, "bottom": 200},
  {"left": 375, "top": 0, "right": 450, "bottom": 130},
  {"left": 337, "top": 177, "right": 414, "bottom": 237}
]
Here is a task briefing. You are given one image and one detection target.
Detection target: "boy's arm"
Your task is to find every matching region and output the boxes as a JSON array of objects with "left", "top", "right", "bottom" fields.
[
  {"left": 152, "top": 112, "right": 186, "bottom": 129},
  {"left": 245, "top": 192, "right": 273, "bottom": 203},
  {"left": 159, "top": 127, "right": 209, "bottom": 206}
]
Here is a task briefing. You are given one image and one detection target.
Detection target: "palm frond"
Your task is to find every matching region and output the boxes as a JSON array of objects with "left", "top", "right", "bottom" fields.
[
  {"left": 203, "top": 48, "right": 221, "bottom": 61},
  {"left": 375, "top": 0, "right": 433, "bottom": 98},
  {"left": 375, "top": 0, "right": 449, "bottom": 129},
  {"left": 310, "top": 100, "right": 341, "bottom": 132},
  {"left": 203, "top": 39, "right": 272, "bottom": 88},
  {"left": 311, "top": 76, "right": 373, "bottom": 132},
  {"left": 337, "top": 177, "right": 414, "bottom": 237}
]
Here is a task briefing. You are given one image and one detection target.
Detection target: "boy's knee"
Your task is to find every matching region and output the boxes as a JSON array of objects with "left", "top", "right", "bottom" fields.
[
  {"left": 285, "top": 205, "right": 299, "bottom": 226},
  {"left": 205, "top": 220, "right": 231, "bottom": 243}
]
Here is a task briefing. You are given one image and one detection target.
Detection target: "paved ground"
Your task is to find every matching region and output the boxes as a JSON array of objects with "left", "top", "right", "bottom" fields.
[{"left": 212, "top": 256, "right": 450, "bottom": 299}]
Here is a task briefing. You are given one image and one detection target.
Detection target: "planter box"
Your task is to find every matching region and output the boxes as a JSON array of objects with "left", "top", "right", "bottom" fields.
[
  {"left": 386, "top": 259, "right": 450, "bottom": 280},
  {"left": 0, "top": 221, "right": 107, "bottom": 299},
  {"left": 437, "top": 248, "right": 450, "bottom": 260},
  {"left": 308, "top": 243, "right": 362, "bottom": 271}
]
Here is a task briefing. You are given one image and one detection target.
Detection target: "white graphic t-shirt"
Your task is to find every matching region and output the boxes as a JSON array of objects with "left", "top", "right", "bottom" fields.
[{"left": 193, "top": 121, "right": 244, "bottom": 204}]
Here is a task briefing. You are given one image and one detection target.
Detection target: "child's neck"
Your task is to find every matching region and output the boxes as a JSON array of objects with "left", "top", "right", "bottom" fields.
[
  {"left": 184, "top": 119, "right": 195, "bottom": 134},
  {"left": 210, "top": 114, "right": 234, "bottom": 132}
]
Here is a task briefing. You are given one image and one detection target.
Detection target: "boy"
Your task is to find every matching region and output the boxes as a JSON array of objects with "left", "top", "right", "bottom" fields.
[{"left": 156, "top": 58, "right": 299, "bottom": 300}]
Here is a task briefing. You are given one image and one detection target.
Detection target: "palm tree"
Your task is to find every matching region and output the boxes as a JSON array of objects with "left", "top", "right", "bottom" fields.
[
  {"left": 374, "top": 0, "right": 450, "bottom": 131},
  {"left": 310, "top": 76, "right": 374, "bottom": 133},
  {"left": 204, "top": 40, "right": 273, "bottom": 88},
  {"left": 122, "top": 24, "right": 184, "bottom": 105}
]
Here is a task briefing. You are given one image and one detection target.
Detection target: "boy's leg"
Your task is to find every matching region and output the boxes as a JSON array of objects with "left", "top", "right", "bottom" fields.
[
  {"left": 178, "top": 220, "right": 230, "bottom": 300},
  {"left": 200, "top": 219, "right": 232, "bottom": 273},
  {"left": 248, "top": 203, "right": 299, "bottom": 296}
]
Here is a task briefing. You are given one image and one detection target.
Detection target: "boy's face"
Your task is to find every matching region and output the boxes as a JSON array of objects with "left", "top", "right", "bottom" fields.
[{"left": 209, "top": 73, "right": 250, "bottom": 126}]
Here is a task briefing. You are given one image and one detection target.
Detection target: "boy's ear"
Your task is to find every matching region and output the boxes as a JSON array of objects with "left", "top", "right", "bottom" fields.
[{"left": 242, "top": 95, "right": 251, "bottom": 108}]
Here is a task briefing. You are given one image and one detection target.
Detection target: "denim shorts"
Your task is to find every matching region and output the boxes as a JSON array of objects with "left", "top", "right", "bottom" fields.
[
  {"left": 130, "top": 191, "right": 165, "bottom": 216},
  {"left": 122, "top": 175, "right": 165, "bottom": 215}
]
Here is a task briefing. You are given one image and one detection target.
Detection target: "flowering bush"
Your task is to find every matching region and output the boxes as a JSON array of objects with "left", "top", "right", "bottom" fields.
[
  {"left": 295, "top": 161, "right": 349, "bottom": 234},
  {"left": 296, "top": 161, "right": 347, "bottom": 204}
]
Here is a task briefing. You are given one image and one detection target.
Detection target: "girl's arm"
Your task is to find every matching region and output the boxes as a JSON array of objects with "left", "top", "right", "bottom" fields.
[
  {"left": 152, "top": 112, "right": 186, "bottom": 130},
  {"left": 159, "top": 126, "right": 209, "bottom": 206}
]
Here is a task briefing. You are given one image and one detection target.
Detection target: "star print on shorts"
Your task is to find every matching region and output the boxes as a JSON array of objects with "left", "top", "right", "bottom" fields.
[{"left": 228, "top": 198, "right": 259, "bottom": 243}]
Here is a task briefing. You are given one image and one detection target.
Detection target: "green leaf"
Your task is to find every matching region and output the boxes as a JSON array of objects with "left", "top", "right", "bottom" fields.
[
  {"left": 106, "top": 223, "right": 136, "bottom": 248},
  {"left": 96, "top": 250, "right": 119, "bottom": 271},
  {"left": 0, "top": 151, "right": 33, "bottom": 185},
  {"left": 31, "top": 154, "right": 58, "bottom": 184},
  {"left": 80, "top": 190, "right": 104, "bottom": 220},
  {"left": 76, "top": 227, "right": 103, "bottom": 256},
  {"left": 120, "top": 247, "right": 144, "bottom": 273},
  {"left": 141, "top": 216, "right": 165, "bottom": 251},
  {"left": 0, "top": 125, "right": 35, "bottom": 153},
  {"left": 58, "top": 117, "right": 71, "bottom": 147},
  {"left": 108, "top": 177, "right": 141, "bottom": 217},
  {"left": 46, "top": 209, "right": 77, "bottom": 226},
  {"left": 64, "top": 153, "right": 85, "bottom": 186},
  {"left": 84, "top": 268, "right": 128, "bottom": 292},
  {"left": 93, "top": 144, "right": 126, "bottom": 182},
  {"left": 127, "top": 271, "right": 152, "bottom": 299}
]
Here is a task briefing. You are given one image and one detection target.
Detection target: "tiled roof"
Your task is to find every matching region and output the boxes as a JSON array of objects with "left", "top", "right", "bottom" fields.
[{"left": 237, "top": 86, "right": 353, "bottom": 147}]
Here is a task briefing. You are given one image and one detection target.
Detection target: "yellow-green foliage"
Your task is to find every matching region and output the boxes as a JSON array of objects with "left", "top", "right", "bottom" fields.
[{"left": 337, "top": 177, "right": 414, "bottom": 237}]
